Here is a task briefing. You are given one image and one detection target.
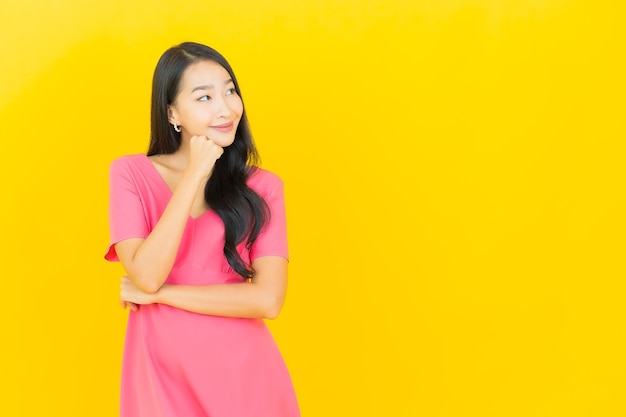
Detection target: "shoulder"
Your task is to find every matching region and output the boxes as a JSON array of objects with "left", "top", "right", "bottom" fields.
[
  {"left": 110, "top": 153, "right": 147, "bottom": 169},
  {"left": 109, "top": 154, "right": 148, "bottom": 175},
  {"left": 247, "top": 167, "right": 284, "bottom": 194}
]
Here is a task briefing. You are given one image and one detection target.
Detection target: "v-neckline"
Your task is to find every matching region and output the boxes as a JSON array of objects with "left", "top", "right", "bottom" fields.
[{"left": 141, "top": 154, "right": 213, "bottom": 221}]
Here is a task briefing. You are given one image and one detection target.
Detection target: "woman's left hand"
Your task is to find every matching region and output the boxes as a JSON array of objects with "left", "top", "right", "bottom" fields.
[{"left": 121, "top": 276, "right": 157, "bottom": 307}]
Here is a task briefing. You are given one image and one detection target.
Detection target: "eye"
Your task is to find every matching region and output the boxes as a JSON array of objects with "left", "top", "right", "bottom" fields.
[
  {"left": 226, "top": 88, "right": 237, "bottom": 95},
  {"left": 198, "top": 95, "right": 211, "bottom": 102}
]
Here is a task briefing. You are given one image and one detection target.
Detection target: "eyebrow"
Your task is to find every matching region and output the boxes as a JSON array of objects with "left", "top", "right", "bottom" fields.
[{"left": 190, "top": 79, "right": 235, "bottom": 93}]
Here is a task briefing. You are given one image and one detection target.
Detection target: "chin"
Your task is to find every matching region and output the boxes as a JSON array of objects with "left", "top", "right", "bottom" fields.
[{"left": 216, "top": 138, "right": 236, "bottom": 148}]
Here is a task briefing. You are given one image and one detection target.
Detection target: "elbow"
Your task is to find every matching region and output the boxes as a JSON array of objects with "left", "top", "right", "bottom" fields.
[
  {"left": 263, "top": 310, "right": 280, "bottom": 320},
  {"left": 127, "top": 273, "right": 162, "bottom": 294},
  {"left": 262, "top": 296, "right": 284, "bottom": 320},
  {"left": 140, "top": 282, "right": 162, "bottom": 295},
  {"left": 263, "top": 310, "right": 281, "bottom": 320}
]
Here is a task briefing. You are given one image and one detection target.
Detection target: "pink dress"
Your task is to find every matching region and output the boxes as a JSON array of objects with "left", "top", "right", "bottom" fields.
[{"left": 105, "top": 154, "right": 300, "bottom": 417}]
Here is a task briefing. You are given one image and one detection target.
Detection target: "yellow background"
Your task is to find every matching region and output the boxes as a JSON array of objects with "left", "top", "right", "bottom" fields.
[{"left": 1, "top": 0, "right": 625, "bottom": 416}]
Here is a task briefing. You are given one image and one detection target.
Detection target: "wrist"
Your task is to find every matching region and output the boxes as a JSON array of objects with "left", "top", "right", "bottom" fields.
[{"left": 181, "top": 169, "right": 206, "bottom": 186}]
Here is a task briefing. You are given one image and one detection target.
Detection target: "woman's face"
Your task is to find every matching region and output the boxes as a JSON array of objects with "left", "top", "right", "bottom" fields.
[{"left": 169, "top": 60, "right": 243, "bottom": 148}]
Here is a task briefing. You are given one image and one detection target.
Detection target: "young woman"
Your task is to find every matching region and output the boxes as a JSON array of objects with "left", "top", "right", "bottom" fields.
[{"left": 105, "top": 42, "right": 299, "bottom": 417}]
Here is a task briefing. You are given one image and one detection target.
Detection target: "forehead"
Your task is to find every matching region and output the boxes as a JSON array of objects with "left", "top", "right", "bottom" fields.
[{"left": 179, "top": 60, "right": 232, "bottom": 91}]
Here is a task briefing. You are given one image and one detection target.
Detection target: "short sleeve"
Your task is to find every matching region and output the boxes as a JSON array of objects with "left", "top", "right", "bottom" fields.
[
  {"left": 104, "top": 158, "right": 150, "bottom": 262},
  {"left": 249, "top": 173, "right": 289, "bottom": 261}
]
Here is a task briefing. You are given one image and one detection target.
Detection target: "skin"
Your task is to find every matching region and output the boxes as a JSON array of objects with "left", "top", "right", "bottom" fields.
[{"left": 115, "top": 60, "right": 288, "bottom": 319}]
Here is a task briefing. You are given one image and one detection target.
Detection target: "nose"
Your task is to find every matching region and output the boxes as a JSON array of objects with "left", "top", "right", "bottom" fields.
[{"left": 214, "top": 96, "right": 235, "bottom": 119}]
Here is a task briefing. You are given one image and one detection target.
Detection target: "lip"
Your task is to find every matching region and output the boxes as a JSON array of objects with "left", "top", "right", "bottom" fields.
[{"left": 210, "top": 122, "right": 234, "bottom": 132}]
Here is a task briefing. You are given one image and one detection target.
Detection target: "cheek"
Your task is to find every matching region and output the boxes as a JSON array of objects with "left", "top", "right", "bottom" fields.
[
  {"left": 231, "top": 96, "right": 244, "bottom": 116},
  {"left": 181, "top": 105, "right": 207, "bottom": 122}
]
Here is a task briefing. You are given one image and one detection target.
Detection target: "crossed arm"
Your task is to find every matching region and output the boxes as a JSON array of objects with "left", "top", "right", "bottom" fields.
[
  {"left": 113, "top": 139, "right": 288, "bottom": 320},
  {"left": 118, "top": 252, "right": 288, "bottom": 319},
  {"left": 114, "top": 185, "right": 289, "bottom": 320}
]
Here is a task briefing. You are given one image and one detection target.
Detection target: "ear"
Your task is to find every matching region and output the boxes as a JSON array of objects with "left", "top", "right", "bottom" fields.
[{"left": 167, "top": 105, "right": 179, "bottom": 126}]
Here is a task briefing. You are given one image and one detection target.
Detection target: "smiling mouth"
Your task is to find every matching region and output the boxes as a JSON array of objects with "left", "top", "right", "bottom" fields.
[
  {"left": 210, "top": 122, "right": 234, "bottom": 132},
  {"left": 212, "top": 122, "right": 233, "bottom": 128}
]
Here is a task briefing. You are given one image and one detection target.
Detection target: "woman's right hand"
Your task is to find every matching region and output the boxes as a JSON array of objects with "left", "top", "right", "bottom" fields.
[{"left": 187, "top": 135, "right": 224, "bottom": 179}]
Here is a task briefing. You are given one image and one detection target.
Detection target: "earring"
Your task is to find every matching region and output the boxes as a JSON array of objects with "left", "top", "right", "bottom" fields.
[{"left": 173, "top": 124, "right": 181, "bottom": 133}]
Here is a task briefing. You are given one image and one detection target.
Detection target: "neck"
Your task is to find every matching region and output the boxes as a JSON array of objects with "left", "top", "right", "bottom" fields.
[{"left": 162, "top": 135, "right": 192, "bottom": 172}]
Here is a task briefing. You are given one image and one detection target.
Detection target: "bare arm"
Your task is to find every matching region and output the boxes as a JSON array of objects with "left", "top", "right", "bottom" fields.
[
  {"left": 115, "top": 137, "right": 222, "bottom": 293},
  {"left": 121, "top": 256, "right": 289, "bottom": 319}
]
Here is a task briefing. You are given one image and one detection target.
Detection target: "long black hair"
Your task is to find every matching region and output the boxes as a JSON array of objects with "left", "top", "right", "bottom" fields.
[{"left": 147, "top": 42, "right": 269, "bottom": 279}]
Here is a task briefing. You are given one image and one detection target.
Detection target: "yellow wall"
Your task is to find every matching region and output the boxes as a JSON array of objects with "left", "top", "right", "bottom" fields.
[{"left": 1, "top": 1, "right": 624, "bottom": 416}]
